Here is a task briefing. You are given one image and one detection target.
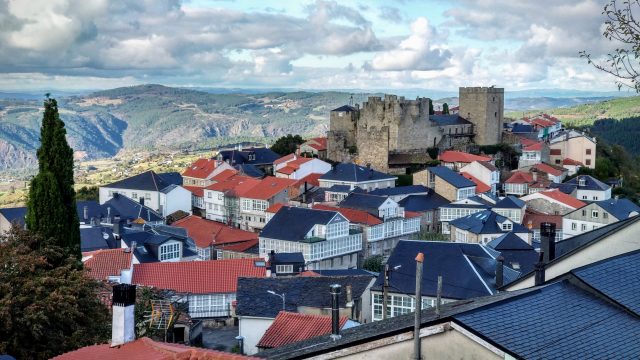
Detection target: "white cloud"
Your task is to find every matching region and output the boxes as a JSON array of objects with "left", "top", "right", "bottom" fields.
[{"left": 369, "top": 17, "right": 451, "bottom": 71}]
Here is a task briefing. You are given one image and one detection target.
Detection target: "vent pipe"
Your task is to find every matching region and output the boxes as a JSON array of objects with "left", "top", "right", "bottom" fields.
[
  {"left": 330, "top": 284, "right": 342, "bottom": 341},
  {"left": 541, "top": 222, "right": 556, "bottom": 263},
  {"left": 495, "top": 255, "right": 505, "bottom": 289}
]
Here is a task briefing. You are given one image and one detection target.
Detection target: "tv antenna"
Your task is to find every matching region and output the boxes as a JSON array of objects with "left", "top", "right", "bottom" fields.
[{"left": 349, "top": 94, "right": 354, "bottom": 106}]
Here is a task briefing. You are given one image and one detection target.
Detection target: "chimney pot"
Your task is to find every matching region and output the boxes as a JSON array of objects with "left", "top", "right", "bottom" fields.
[
  {"left": 540, "top": 222, "right": 556, "bottom": 263},
  {"left": 330, "top": 284, "right": 342, "bottom": 340}
]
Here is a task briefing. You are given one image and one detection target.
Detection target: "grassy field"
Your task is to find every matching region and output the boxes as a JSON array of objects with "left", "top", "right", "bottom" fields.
[
  {"left": 0, "top": 149, "right": 212, "bottom": 207},
  {"left": 506, "top": 95, "right": 640, "bottom": 126}
]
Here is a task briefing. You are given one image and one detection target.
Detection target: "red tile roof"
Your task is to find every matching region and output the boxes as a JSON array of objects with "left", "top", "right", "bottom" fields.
[
  {"left": 132, "top": 258, "right": 265, "bottom": 294},
  {"left": 404, "top": 210, "right": 422, "bottom": 218},
  {"left": 518, "top": 137, "right": 538, "bottom": 147},
  {"left": 439, "top": 150, "right": 491, "bottom": 163},
  {"left": 276, "top": 165, "right": 298, "bottom": 175},
  {"left": 266, "top": 203, "right": 286, "bottom": 213},
  {"left": 172, "top": 216, "right": 258, "bottom": 248},
  {"left": 505, "top": 171, "right": 534, "bottom": 184},
  {"left": 206, "top": 175, "right": 259, "bottom": 193},
  {"left": 538, "top": 189, "right": 586, "bottom": 209},
  {"left": 182, "top": 158, "right": 223, "bottom": 179},
  {"left": 257, "top": 311, "right": 348, "bottom": 349},
  {"left": 562, "top": 158, "right": 583, "bottom": 166},
  {"left": 83, "top": 248, "right": 132, "bottom": 281},
  {"left": 533, "top": 163, "right": 566, "bottom": 177},
  {"left": 183, "top": 185, "right": 204, "bottom": 197},
  {"left": 460, "top": 172, "right": 491, "bottom": 193},
  {"left": 523, "top": 210, "right": 564, "bottom": 230},
  {"left": 313, "top": 204, "right": 383, "bottom": 226},
  {"left": 52, "top": 337, "right": 256, "bottom": 360},
  {"left": 299, "top": 270, "right": 322, "bottom": 277},
  {"left": 215, "top": 239, "right": 259, "bottom": 252},
  {"left": 523, "top": 142, "right": 544, "bottom": 151},
  {"left": 274, "top": 153, "right": 296, "bottom": 166},
  {"left": 307, "top": 137, "right": 327, "bottom": 151},
  {"left": 238, "top": 176, "right": 297, "bottom": 200},
  {"left": 293, "top": 173, "right": 323, "bottom": 187},
  {"left": 211, "top": 169, "right": 239, "bottom": 182}
]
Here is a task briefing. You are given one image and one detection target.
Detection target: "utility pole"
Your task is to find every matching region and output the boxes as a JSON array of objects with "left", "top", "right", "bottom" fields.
[
  {"left": 413, "top": 253, "right": 424, "bottom": 360},
  {"left": 383, "top": 264, "right": 389, "bottom": 320}
]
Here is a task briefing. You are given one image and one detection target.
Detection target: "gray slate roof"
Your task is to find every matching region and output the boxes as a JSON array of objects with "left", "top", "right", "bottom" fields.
[
  {"left": 320, "top": 163, "right": 395, "bottom": 183},
  {"left": 259, "top": 206, "right": 339, "bottom": 242},
  {"left": 595, "top": 198, "right": 640, "bottom": 220},
  {"left": 103, "top": 170, "right": 180, "bottom": 192},
  {"left": 428, "top": 166, "right": 475, "bottom": 188},
  {"left": 450, "top": 210, "right": 530, "bottom": 235}
]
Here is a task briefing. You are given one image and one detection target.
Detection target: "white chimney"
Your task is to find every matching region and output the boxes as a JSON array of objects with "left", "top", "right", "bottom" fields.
[{"left": 111, "top": 284, "right": 136, "bottom": 347}]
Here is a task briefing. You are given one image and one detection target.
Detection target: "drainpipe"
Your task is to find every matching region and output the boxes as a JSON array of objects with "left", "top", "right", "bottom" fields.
[{"left": 413, "top": 252, "right": 424, "bottom": 360}]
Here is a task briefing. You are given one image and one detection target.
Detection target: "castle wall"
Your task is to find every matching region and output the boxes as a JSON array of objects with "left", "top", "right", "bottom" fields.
[
  {"left": 355, "top": 126, "right": 390, "bottom": 172},
  {"left": 459, "top": 87, "right": 504, "bottom": 145}
]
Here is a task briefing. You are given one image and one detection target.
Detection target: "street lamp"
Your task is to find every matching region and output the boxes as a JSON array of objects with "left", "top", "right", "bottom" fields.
[{"left": 267, "top": 290, "right": 285, "bottom": 311}]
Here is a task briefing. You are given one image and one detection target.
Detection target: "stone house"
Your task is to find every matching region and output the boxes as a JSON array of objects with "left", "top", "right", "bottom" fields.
[
  {"left": 520, "top": 189, "right": 586, "bottom": 216},
  {"left": 415, "top": 166, "right": 476, "bottom": 202}
]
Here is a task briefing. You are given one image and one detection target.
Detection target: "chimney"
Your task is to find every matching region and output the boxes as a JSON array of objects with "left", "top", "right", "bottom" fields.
[
  {"left": 107, "top": 206, "right": 111, "bottom": 222},
  {"left": 534, "top": 251, "right": 545, "bottom": 286},
  {"left": 495, "top": 256, "right": 505, "bottom": 289},
  {"left": 111, "top": 284, "right": 136, "bottom": 347},
  {"left": 270, "top": 250, "right": 276, "bottom": 274},
  {"left": 330, "top": 284, "right": 342, "bottom": 341},
  {"left": 130, "top": 240, "right": 137, "bottom": 252},
  {"left": 532, "top": 170, "right": 538, "bottom": 182},
  {"left": 83, "top": 206, "right": 89, "bottom": 221},
  {"left": 540, "top": 222, "right": 556, "bottom": 263}
]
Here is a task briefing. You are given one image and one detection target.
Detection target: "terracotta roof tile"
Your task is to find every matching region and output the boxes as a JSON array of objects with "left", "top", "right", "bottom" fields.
[
  {"left": 276, "top": 165, "right": 298, "bottom": 175},
  {"left": 182, "top": 159, "right": 224, "bottom": 179},
  {"left": 313, "top": 204, "right": 383, "bottom": 225},
  {"left": 439, "top": 150, "right": 491, "bottom": 163},
  {"left": 533, "top": 163, "right": 566, "bottom": 177},
  {"left": 132, "top": 258, "right": 266, "bottom": 294},
  {"left": 293, "top": 173, "right": 322, "bottom": 187},
  {"left": 183, "top": 185, "right": 204, "bottom": 197},
  {"left": 172, "top": 216, "right": 258, "bottom": 248},
  {"left": 211, "top": 169, "right": 239, "bottom": 182},
  {"left": 206, "top": 175, "right": 259, "bottom": 193},
  {"left": 274, "top": 153, "right": 296, "bottom": 166},
  {"left": 523, "top": 210, "right": 564, "bottom": 230},
  {"left": 52, "top": 337, "right": 256, "bottom": 360},
  {"left": 215, "top": 239, "right": 259, "bottom": 252},
  {"left": 518, "top": 137, "right": 538, "bottom": 147},
  {"left": 239, "top": 177, "right": 297, "bottom": 200},
  {"left": 505, "top": 171, "right": 534, "bottom": 184},
  {"left": 299, "top": 270, "right": 322, "bottom": 277},
  {"left": 562, "top": 158, "right": 583, "bottom": 166},
  {"left": 460, "top": 172, "right": 491, "bottom": 193},
  {"left": 539, "top": 189, "right": 586, "bottom": 209},
  {"left": 83, "top": 248, "right": 132, "bottom": 281},
  {"left": 266, "top": 203, "right": 286, "bottom": 213},
  {"left": 257, "top": 311, "right": 348, "bottom": 349},
  {"left": 523, "top": 142, "right": 544, "bottom": 151}
]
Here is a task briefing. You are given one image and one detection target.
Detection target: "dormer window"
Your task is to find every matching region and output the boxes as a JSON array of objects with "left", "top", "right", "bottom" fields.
[
  {"left": 578, "top": 177, "right": 586, "bottom": 187},
  {"left": 501, "top": 222, "right": 513, "bottom": 231}
]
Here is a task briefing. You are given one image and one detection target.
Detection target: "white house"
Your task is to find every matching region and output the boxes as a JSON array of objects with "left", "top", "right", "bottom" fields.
[
  {"left": 99, "top": 171, "right": 191, "bottom": 218},
  {"left": 131, "top": 258, "right": 266, "bottom": 318},
  {"left": 459, "top": 161, "right": 500, "bottom": 194},
  {"left": 274, "top": 154, "right": 331, "bottom": 180},
  {"left": 553, "top": 175, "right": 612, "bottom": 202},
  {"left": 259, "top": 206, "right": 362, "bottom": 270},
  {"left": 562, "top": 198, "right": 640, "bottom": 239}
]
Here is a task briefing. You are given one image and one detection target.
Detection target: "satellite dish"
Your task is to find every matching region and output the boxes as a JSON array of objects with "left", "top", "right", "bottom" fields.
[{"left": 103, "top": 232, "right": 109, "bottom": 240}]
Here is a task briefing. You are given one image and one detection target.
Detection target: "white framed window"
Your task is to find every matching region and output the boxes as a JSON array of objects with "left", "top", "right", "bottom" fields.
[
  {"left": 572, "top": 222, "right": 577, "bottom": 230},
  {"left": 207, "top": 192, "right": 212, "bottom": 198},
  {"left": 159, "top": 242, "right": 181, "bottom": 261},
  {"left": 593, "top": 196, "right": 598, "bottom": 200},
  {"left": 276, "top": 264, "right": 294, "bottom": 273},
  {"left": 455, "top": 229, "right": 468, "bottom": 243},
  {"left": 581, "top": 224, "right": 587, "bottom": 231},
  {"left": 603, "top": 212, "right": 609, "bottom": 219},
  {"left": 132, "top": 192, "right": 138, "bottom": 199},
  {"left": 501, "top": 222, "right": 513, "bottom": 231},
  {"left": 592, "top": 210, "right": 599, "bottom": 218},
  {"left": 145, "top": 193, "right": 151, "bottom": 200}
]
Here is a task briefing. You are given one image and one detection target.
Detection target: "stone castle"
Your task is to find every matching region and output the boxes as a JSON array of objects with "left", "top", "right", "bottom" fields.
[{"left": 327, "top": 87, "right": 504, "bottom": 174}]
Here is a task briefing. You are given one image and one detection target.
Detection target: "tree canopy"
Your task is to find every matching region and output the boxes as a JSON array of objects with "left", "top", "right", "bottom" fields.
[
  {"left": 0, "top": 226, "right": 110, "bottom": 359},
  {"left": 26, "top": 97, "right": 81, "bottom": 259},
  {"left": 442, "top": 103, "right": 450, "bottom": 115},
  {"left": 270, "top": 134, "right": 305, "bottom": 155}
]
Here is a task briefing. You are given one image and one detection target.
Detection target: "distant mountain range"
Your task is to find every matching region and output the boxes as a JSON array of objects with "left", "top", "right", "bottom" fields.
[{"left": 0, "top": 84, "right": 636, "bottom": 170}]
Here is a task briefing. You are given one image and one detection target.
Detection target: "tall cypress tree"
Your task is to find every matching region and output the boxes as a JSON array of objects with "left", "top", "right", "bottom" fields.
[
  {"left": 442, "top": 103, "right": 450, "bottom": 115},
  {"left": 26, "top": 97, "right": 81, "bottom": 259}
]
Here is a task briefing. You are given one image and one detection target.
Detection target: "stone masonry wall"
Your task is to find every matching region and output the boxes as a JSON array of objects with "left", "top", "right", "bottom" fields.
[
  {"left": 459, "top": 87, "right": 504, "bottom": 145},
  {"left": 355, "top": 126, "right": 390, "bottom": 172}
]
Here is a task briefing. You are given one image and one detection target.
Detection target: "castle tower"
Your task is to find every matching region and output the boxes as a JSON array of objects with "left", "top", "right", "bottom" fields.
[
  {"left": 459, "top": 87, "right": 504, "bottom": 145},
  {"left": 327, "top": 104, "right": 359, "bottom": 162}
]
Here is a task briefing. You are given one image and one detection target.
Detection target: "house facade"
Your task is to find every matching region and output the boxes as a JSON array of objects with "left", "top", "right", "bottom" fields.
[
  {"left": 449, "top": 210, "right": 530, "bottom": 244},
  {"left": 549, "top": 129, "right": 597, "bottom": 169},
  {"left": 274, "top": 154, "right": 331, "bottom": 180},
  {"left": 318, "top": 163, "right": 397, "bottom": 191},
  {"left": 562, "top": 198, "right": 640, "bottom": 239},
  {"left": 518, "top": 141, "right": 550, "bottom": 168},
  {"left": 459, "top": 161, "right": 499, "bottom": 194},
  {"left": 414, "top": 166, "right": 476, "bottom": 202},
  {"left": 297, "top": 137, "right": 328, "bottom": 159},
  {"left": 259, "top": 207, "right": 363, "bottom": 270}
]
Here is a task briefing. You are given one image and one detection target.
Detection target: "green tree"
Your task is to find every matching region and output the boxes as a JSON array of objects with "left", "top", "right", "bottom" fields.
[
  {"left": 25, "top": 171, "right": 67, "bottom": 248},
  {"left": 26, "top": 97, "right": 81, "bottom": 259},
  {"left": 75, "top": 186, "right": 99, "bottom": 201},
  {"left": 442, "top": 103, "right": 450, "bottom": 115},
  {"left": 362, "top": 255, "right": 384, "bottom": 272},
  {"left": 270, "top": 134, "right": 305, "bottom": 155},
  {"left": 428, "top": 99, "right": 434, "bottom": 115},
  {"left": 0, "top": 226, "right": 110, "bottom": 359}
]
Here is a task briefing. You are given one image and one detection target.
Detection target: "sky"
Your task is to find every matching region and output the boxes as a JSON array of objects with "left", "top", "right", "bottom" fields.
[{"left": 0, "top": 0, "right": 629, "bottom": 92}]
